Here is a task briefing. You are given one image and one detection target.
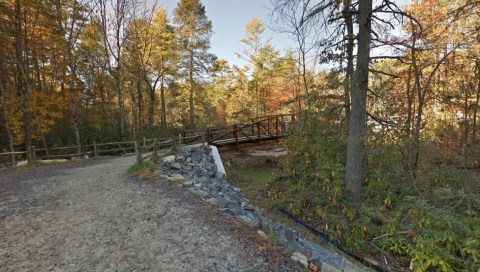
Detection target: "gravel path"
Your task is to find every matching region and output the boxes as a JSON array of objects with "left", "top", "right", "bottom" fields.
[{"left": 0, "top": 156, "right": 301, "bottom": 272}]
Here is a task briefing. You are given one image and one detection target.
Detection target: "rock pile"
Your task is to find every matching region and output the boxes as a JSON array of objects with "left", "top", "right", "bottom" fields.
[
  {"left": 157, "top": 145, "right": 261, "bottom": 227},
  {"left": 157, "top": 145, "right": 364, "bottom": 272}
]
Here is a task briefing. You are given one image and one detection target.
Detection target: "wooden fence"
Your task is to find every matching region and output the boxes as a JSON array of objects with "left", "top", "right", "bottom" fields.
[{"left": 0, "top": 134, "right": 206, "bottom": 167}]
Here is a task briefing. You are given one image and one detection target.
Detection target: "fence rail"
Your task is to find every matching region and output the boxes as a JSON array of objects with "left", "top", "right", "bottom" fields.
[
  {"left": 1, "top": 114, "right": 295, "bottom": 167},
  {"left": 0, "top": 134, "right": 206, "bottom": 167}
]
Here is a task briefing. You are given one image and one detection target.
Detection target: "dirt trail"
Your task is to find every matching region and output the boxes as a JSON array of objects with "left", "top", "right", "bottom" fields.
[{"left": 0, "top": 156, "right": 300, "bottom": 272}]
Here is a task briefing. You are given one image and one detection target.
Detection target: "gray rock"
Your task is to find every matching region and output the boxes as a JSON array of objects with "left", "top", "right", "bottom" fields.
[
  {"left": 175, "top": 156, "right": 186, "bottom": 162},
  {"left": 238, "top": 213, "right": 259, "bottom": 227},
  {"left": 171, "top": 163, "right": 182, "bottom": 170},
  {"left": 259, "top": 215, "right": 273, "bottom": 229},
  {"left": 291, "top": 252, "right": 309, "bottom": 268},
  {"left": 242, "top": 205, "right": 255, "bottom": 212},
  {"left": 162, "top": 155, "right": 176, "bottom": 163},
  {"left": 183, "top": 180, "right": 194, "bottom": 186},
  {"left": 207, "top": 197, "right": 230, "bottom": 208},
  {"left": 189, "top": 188, "right": 210, "bottom": 198},
  {"left": 220, "top": 208, "right": 242, "bottom": 216},
  {"left": 257, "top": 230, "right": 268, "bottom": 239}
]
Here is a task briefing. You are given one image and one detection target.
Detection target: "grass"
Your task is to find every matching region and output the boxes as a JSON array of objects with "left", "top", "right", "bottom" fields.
[
  {"left": 128, "top": 159, "right": 158, "bottom": 180},
  {"left": 224, "top": 161, "right": 281, "bottom": 208}
]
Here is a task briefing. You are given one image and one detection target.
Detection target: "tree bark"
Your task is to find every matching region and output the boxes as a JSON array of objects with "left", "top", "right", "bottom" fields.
[
  {"left": 69, "top": 60, "right": 82, "bottom": 155},
  {"left": 189, "top": 47, "right": 195, "bottom": 128},
  {"left": 31, "top": 51, "right": 49, "bottom": 156},
  {"left": 472, "top": 60, "right": 480, "bottom": 146},
  {"left": 136, "top": 76, "right": 143, "bottom": 129},
  {"left": 344, "top": 0, "right": 372, "bottom": 205},
  {"left": 160, "top": 76, "right": 167, "bottom": 128},
  {"left": 0, "top": 73, "right": 15, "bottom": 163},
  {"left": 343, "top": 0, "right": 354, "bottom": 122},
  {"left": 15, "top": 0, "right": 32, "bottom": 161}
]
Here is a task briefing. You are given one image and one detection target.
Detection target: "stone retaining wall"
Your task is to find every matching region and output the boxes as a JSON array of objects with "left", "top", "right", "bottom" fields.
[{"left": 157, "top": 145, "right": 366, "bottom": 272}]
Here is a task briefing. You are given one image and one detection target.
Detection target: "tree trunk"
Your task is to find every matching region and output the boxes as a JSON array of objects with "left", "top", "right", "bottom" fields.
[
  {"left": 69, "top": 60, "right": 82, "bottom": 155},
  {"left": 160, "top": 76, "right": 166, "bottom": 128},
  {"left": 0, "top": 75, "right": 15, "bottom": 163},
  {"left": 136, "top": 77, "right": 144, "bottom": 129},
  {"left": 189, "top": 49, "right": 195, "bottom": 128},
  {"left": 461, "top": 82, "right": 469, "bottom": 168},
  {"left": 344, "top": 0, "right": 372, "bottom": 205},
  {"left": 15, "top": 0, "right": 32, "bottom": 161},
  {"left": 343, "top": 0, "right": 354, "bottom": 122},
  {"left": 472, "top": 60, "right": 480, "bottom": 146},
  {"left": 32, "top": 51, "right": 49, "bottom": 156},
  {"left": 148, "top": 83, "right": 155, "bottom": 129},
  {"left": 116, "top": 66, "right": 125, "bottom": 136}
]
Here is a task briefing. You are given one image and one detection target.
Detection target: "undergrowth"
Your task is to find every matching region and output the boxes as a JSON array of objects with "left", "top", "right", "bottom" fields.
[
  {"left": 128, "top": 159, "right": 158, "bottom": 179},
  {"left": 265, "top": 111, "right": 480, "bottom": 271}
]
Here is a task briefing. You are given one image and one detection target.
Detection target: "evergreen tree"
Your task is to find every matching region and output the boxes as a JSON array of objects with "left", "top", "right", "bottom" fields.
[{"left": 173, "top": 0, "right": 214, "bottom": 128}]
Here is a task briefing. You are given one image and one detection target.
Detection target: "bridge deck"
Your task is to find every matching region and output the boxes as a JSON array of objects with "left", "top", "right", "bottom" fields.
[{"left": 213, "top": 134, "right": 289, "bottom": 147}]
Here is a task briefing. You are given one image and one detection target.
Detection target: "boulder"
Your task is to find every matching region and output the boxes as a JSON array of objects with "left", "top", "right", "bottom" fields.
[
  {"left": 207, "top": 197, "right": 230, "bottom": 208},
  {"left": 162, "top": 155, "right": 176, "bottom": 163},
  {"left": 171, "top": 163, "right": 182, "bottom": 170},
  {"left": 238, "top": 213, "right": 260, "bottom": 227},
  {"left": 291, "top": 252, "right": 309, "bottom": 268}
]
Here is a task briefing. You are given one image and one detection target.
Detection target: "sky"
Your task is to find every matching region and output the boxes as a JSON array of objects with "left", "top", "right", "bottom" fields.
[
  {"left": 162, "top": 0, "right": 296, "bottom": 67},
  {"left": 160, "top": 0, "right": 411, "bottom": 68}
]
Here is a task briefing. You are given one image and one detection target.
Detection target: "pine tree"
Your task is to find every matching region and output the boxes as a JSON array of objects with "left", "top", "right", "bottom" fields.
[{"left": 173, "top": 0, "right": 214, "bottom": 128}]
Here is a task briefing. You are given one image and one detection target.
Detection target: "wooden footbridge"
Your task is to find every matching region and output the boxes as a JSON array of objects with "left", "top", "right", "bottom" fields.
[{"left": 182, "top": 114, "right": 296, "bottom": 148}]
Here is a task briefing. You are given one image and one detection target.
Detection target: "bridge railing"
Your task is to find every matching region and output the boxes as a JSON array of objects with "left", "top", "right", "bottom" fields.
[{"left": 206, "top": 114, "right": 295, "bottom": 147}]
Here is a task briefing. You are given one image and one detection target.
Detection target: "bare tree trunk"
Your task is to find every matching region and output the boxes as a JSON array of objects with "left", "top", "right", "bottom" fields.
[
  {"left": 461, "top": 82, "right": 469, "bottom": 168},
  {"left": 472, "top": 60, "right": 480, "bottom": 146},
  {"left": 0, "top": 75, "right": 15, "bottom": 163},
  {"left": 189, "top": 48, "right": 195, "bottom": 128},
  {"left": 116, "top": 67, "right": 125, "bottom": 136},
  {"left": 344, "top": 0, "right": 372, "bottom": 205},
  {"left": 147, "top": 85, "right": 155, "bottom": 129},
  {"left": 136, "top": 77, "right": 144, "bottom": 130},
  {"left": 32, "top": 51, "right": 49, "bottom": 156},
  {"left": 69, "top": 60, "right": 82, "bottom": 155},
  {"left": 343, "top": 0, "right": 354, "bottom": 122},
  {"left": 403, "top": 65, "right": 414, "bottom": 172},
  {"left": 160, "top": 76, "right": 166, "bottom": 128},
  {"left": 15, "top": 0, "right": 32, "bottom": 161}
]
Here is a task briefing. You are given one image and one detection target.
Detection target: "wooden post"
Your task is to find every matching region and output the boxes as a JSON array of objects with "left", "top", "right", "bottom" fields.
[
  {"left": 178, "top": 134, "right": 182, "bottom": 145},
  {"left": 26, "top": 147, "right": 31, "bottom": 162},
  {"left": 135, "top": 140, "right": 142, "bottom": 164},
  {"left": 233, "top": 124, "right": 238, "bottom": 146},
  {"left": 251, "top": 120, "right": 254, "bottom": 136},
  {"left": 31, "top": 146, "right": 36, "bottom": 161},
  {"left": 93, "top": 141, "right": 98, "bottom": 157},
  {"left": 257, "top": 122, "right": 261, "bottom": 143},
  {"left": 267, "top": 118, "right": 271, "bottom": 134},
  {"left": 153, "top": 138, "right": 158, "bottom": 157},
  {"left": 206, "top": 128, "right": 210, "bottom": 145},
  {"left": 172, "top": 135, "right": 176, "bottom": 148},
  {"left": 143, "top": 137, "right": 146, "bottom": 147}
]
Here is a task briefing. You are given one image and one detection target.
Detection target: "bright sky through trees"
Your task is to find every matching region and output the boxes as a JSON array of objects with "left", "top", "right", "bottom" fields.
[{"left": 163, "top": 0, "right": 296, "bottom": 67}]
